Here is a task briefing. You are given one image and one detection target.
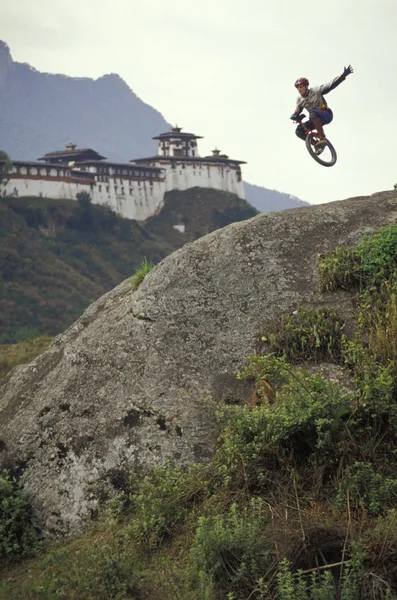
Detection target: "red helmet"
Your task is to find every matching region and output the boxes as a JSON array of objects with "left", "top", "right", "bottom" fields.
[{"left": 295, "top": 77, "right": 309, "bottom": 88}]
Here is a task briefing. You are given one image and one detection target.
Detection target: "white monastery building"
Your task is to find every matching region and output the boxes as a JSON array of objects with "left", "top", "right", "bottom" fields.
[{"left": 1, "top": 127, "right": 246, "bottom": 221}]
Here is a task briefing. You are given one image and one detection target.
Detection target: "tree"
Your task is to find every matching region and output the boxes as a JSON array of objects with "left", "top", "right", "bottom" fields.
[
  {"left": 76, "top": 190, "right": 92, "bottom": 206},
  {"left": 0, "top": 150, "right": 12, "bottom": 186},
  {"left": 76, "top": 190, "right": 95, "bottom": 230}
]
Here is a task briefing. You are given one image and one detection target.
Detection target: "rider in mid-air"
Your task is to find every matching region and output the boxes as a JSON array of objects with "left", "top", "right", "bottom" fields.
[{"left": 290, "top": 65, "right": 353, "bottom": 151}]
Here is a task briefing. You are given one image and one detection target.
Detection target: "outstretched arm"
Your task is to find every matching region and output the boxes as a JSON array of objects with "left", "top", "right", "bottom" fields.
[{"left": 320, "top": 65, "right": 353, "bottom": 94}]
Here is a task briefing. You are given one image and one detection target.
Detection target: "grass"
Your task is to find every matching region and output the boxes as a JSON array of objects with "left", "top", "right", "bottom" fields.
[
  {"left": 0, "top": 337, "right": 52, "bottom": 379},
  {"left": 130, "top": 258, "right": 155, "bottom": 290}
]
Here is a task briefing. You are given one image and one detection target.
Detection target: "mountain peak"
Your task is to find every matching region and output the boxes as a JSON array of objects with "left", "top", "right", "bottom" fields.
[{"left": 0, "top": 40, "right": 14, "bottom": 92}]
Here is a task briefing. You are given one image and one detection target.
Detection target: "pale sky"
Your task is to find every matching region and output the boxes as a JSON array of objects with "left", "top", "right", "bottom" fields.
[{"left": 1, "top": 0, "right": 396, "bottom": 205}]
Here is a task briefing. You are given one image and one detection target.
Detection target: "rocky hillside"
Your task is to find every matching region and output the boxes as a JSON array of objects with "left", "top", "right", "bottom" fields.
[
  {"left": 0, "top": 188, "right": 257, "bottom": 343},
  {"left": 0, "top": 189, "right": 396, "bottom": 540}
]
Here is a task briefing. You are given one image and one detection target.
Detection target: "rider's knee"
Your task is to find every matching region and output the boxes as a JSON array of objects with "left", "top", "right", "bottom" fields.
[
  {"left": 309, "top": 111, "right": 320, "bottom": 122},
  {"left": 295, "top": 126, "right": 305, "bottom": 141}
]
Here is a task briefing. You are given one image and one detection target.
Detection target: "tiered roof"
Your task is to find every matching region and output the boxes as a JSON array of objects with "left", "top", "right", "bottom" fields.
[
  {"left": 152, "top": 126, "right": 203, "bottom": 141},
  {"left": 38, "top": 142, "right": 106, "bottom": 163}
]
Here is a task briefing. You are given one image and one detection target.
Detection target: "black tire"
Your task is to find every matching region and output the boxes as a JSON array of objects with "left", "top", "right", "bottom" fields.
[{"left": 305, "top": 132, "right": 337, "bottom": 167}]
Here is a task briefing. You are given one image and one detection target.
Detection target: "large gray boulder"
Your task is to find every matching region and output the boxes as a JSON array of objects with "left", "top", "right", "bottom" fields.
[{"left": 1, "top": 190, "right": 397, "bottom": 536}]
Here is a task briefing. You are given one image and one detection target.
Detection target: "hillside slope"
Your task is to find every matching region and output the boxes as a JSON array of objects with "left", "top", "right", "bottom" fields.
[
  {"left": 0, "top": 188, "right": 396, "bottom": 537},
  {"left": 0, "top": 189, "right": 257, "bottom": 342}
]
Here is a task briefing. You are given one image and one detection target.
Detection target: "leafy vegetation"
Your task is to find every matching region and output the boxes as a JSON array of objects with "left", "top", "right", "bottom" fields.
[
  {"left": 0, "top": 189, "right": 255, "bottom": 343},
  {"left": 2, "top": 226, "right": 397, "bottom": 599},
  {"left": 147, "top": 187, "right": 258, "bottom": 242},
  {"left": 262, "top": 307, "right": 346, "bottom": 363},
  {"left": 0, "top": 471, "right": 41, "bottom": 565}
]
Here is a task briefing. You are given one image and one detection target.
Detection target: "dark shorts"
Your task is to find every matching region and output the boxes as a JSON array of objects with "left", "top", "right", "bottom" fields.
[{"left": 295, "top": 108, "right": 333, "bottom": 140}]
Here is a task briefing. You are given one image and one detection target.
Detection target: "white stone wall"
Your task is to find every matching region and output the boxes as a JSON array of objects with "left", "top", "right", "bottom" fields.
[
  {"left": 2, "top": 165, "right": 166, "bottom": 221},
  {"left": 159, "top": 160, "right": 245, "bottom": 199},
  {"left": 93, "top": 177, "right": 166, "bottom": 221},
  {"left": 2, "top": 174, "right": 93, "bottom": 201}
]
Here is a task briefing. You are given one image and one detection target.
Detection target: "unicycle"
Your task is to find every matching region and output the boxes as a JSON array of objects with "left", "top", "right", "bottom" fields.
[{"left": 296, "top": 115, "right": 337, "bottom": 167}]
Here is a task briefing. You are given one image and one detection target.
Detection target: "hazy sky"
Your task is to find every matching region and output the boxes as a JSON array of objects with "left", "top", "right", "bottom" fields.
[{"left": 1, "top": 0, "right": 396, "bottom": 205}]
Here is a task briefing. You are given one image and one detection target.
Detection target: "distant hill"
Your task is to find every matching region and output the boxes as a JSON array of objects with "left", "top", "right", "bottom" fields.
[
  {"left": 0, "top": 188, "right": 257, "bottom": 343},
  {"left": 0, "top": 40, "right": 307, "bottom": 212},
  {"left": 244, "top": 182, "right": 309, "bottom": 212},
  {"left": 0, "top": 41, "right": 170, "bottom": 162}
]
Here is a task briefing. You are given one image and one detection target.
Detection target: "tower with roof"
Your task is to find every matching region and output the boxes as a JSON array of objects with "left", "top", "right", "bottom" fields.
[{"left": 131, "top": 126, "right": 246, "bottom": 200}]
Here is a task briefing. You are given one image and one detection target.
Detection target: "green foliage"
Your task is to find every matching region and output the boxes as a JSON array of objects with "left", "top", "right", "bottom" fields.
[
  {"left": 231, "top": 355, "right": 351, "bottom": 489},
  {"left": 0, "top": 196, "right": 184, "bottom": 343},
  {"left": 319, "top": 225, "right": 397, "bottom": 292},
  {"left": 147, "top": 187, "right": 257, "bottom": 242},
  {"left": 263, "top": 307, "right": 346, "bottom": 363},
  {"left": 0, "top": 190, "right": 255, "bottom": 342},
  {"left": 0, "top": 150, "right": 12, "bottom": 184},
  {"left": 130, "top": 257, "right": 154, "bottom": 290},
  {"left": 336, "top": 462, "right": 397, "bottom": 516},
  {"left": 127, "top": 464, "right": 209, "bottom": 550},
  {"left": 342, "top": 338, "right": 397, "bottom": 409},
  {"left": 0, "top": 471, "right": 41, "bottom": 564},
  {"left": 276, "top": 554, "right": 369, "bottom": 600},
  {"left": 76, "top": 191, "right": 92, "bottom": 206},
  {"left": 277, "top": 559, "right": 336, "bottom": 600},
  {"left": 189, "top": 499, "right": 271, "bottom": 597}
]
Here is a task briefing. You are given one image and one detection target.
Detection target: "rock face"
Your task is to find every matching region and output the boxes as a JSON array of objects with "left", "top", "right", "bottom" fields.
[{"left": 1, "top": 190, "right": 397, "bottom": 536}]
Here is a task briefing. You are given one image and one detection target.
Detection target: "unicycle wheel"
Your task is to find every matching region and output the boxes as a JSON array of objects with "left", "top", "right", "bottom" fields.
[{"left": 305, "top": 132, "right": 337, "bottom": 167}]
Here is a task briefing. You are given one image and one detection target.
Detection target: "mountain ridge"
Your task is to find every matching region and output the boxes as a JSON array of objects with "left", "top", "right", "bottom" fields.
[{"left": 0, "top": 39, "right": 308, "bottom": 212}]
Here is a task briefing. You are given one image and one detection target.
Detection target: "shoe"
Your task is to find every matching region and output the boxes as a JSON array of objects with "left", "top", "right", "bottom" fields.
[{"left": 315, "top": 138, "right": 327, "bottom": 155}]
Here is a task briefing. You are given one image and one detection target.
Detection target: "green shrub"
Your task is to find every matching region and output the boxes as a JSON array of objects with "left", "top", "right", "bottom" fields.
[
  {"left": 275, "top": 554, "right": 371, "bottom": 600},
  {"left": 320, "top": 225, "right": 397, "bottom": 292},
  {"left": 131, "top": 257, "right": 155, "bottom": 290},
  {"left": 220, "top": 359, "right": 352, "bottom": 490},
  {"left": 277, "top": 559, "right": 335, "bottom": 600},
  {"left": 127, "top": 464, "right": 209, "bottom": 550},
  {"left": 0, "top": 471, "right": 41, "bottom": 563},
  {"left": 76, "top": 191, "right": 92, "bottom": 206},
  {"left": 189, "top": 499, "right": 271, "bottom": 597},
  {"left": 263, "top": 307, "right": 346, "bottom": 363},
  {"left": 336, "top": 462, "right": 397, "bottom": 516}
]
